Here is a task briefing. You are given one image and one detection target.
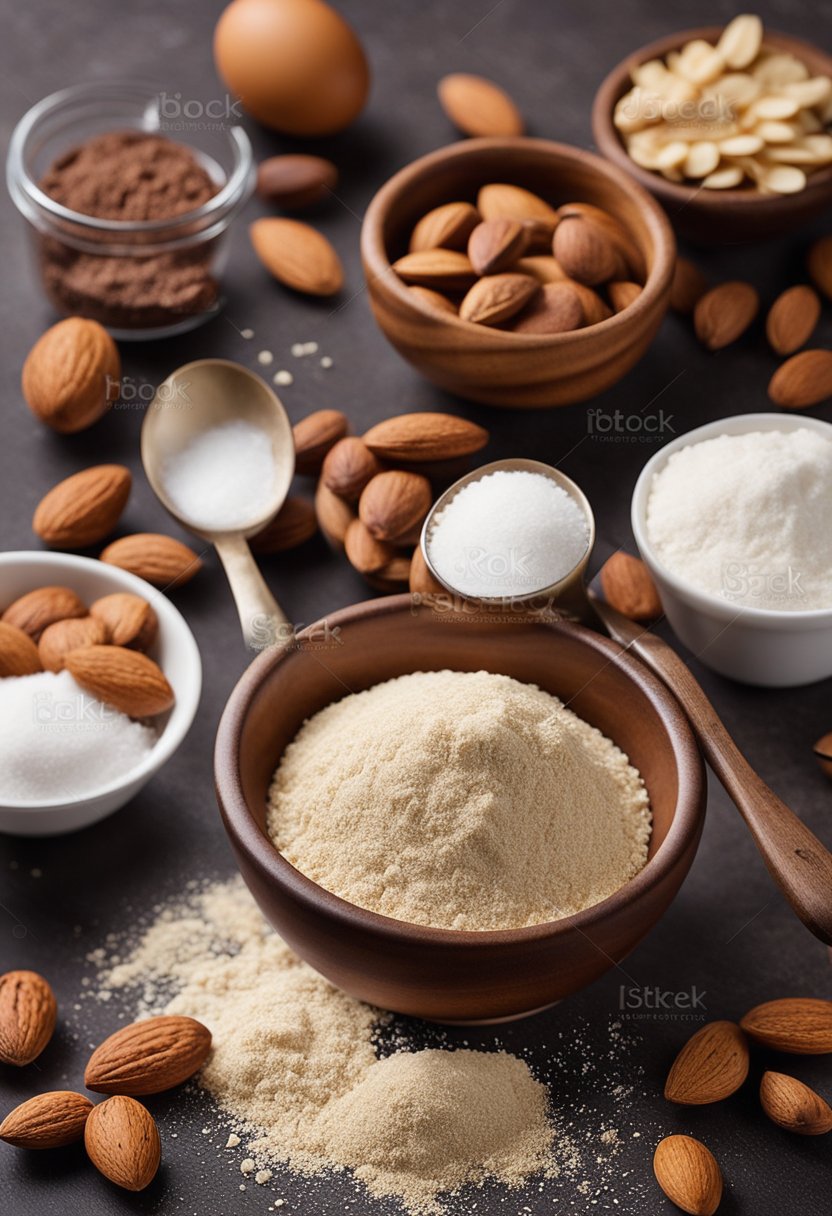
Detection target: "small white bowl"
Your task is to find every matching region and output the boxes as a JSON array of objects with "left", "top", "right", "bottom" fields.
[
  {"left": 631, "top": 413, "right": 832, "bottom": 688},
  {"left": 0, "top": 551, "right": 202, "bottom": 835}
]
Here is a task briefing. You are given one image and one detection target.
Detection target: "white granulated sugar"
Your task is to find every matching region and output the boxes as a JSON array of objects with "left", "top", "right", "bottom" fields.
[
  {"left": 426, "top": 470, "right": 590, "bottom": 597},
  {"left": 161, "top": 420, "right": 277, "bottom": 531},
  {"left": 0, "top": 670, "right": 155, "bottom": 803},
  {"left": 646, "top": 428, "right": 832, "bottom": 611},
  {"left": 257, "top": 350, "right": 274, "bottom": 366},
  {"left": 273, "top": 370, "right": 293, "bottom": 386},
  {"left": 320, "top": 356, "right": 333, "bottom": 369}
]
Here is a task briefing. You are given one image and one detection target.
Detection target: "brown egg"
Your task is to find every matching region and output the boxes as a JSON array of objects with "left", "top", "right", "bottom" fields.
[{"left": 214, "top": 0, "right": 370, "bottom": 136}]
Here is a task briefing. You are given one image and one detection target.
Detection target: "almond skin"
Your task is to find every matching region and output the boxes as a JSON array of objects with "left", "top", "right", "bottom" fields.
[
  {"left": 557, "top": 202, "right": 645, "bottom": 281},
  {"left": 408, "top": 286, "right": 459, "bottom": 316},
  {"left": 250, "top": 218, "right": 343, "bottom": 297},
  {"left": 807, "top": 234, "right": 832, "bottom": 300},
  {"left": 256, "top": 154, "right": 338, "bottom": 210},
  {"left": 293, "top": 409, "right": 349, "bottom": 476},
  {"left": 768, "top": 349, "right": 832, "bottom": 409},
  {"left": 250, "top": 497, "right": 318, "bottom": 554},
  {"left": 467, "top": 218, "right": 529, "bottom": 276},
  {"left": 477, "top": 183, "right": 559, "bottom": 228},
  {"left": 0, "top": 621, "right": 42, "bottom": 677},
  {"left": 344, "top": 519, "right": 396, "bottom": 575},
  {"left": 670, "top": 257, "right": 708, "bottom": 314},
  {"left": 33, "top": 465, "right": 131, "bottom": 550},
  {"left": 409, "top": 546, "right": 446, "bottom": 596},
  {"left": 437, "top": 73, "right": 524, "bottom": 138},
  {"left": 512, "top": 281, "right": 585, "bottom": 334},
  {"left": 315, "top": 481, "right": 356, "bottom": 550},
  {"left": 85, "top": 1015, "right": 211, "bottom": 1096},
  {"left": 84, "top": 1096, "right": 160, "bottom": 1192},
  {"left": 570, "top": 281, "right": 613, "bottom": 325},
  {"left": 653, "top": 1134, "right": 722, "bottom": 1216},
  {"left": 321, "top": 437, "right": 382, "bottom": 501},
  {"left": 363, "top": 413, "right": 489, "bottom": 462},
  {"left": 760, "top": 1071, "right": 832, "bottom": 1135},
  {"left": 65, "top": 645, "right": 174, "bottom": 718},
  {"left": 740, "top": 997, "right": 832, "bottom": 1054},
  {"left": 392, "top": 249, "right": 478, "bottom": 292},
  {"left": 89, "top": 593, "right": 158, "bottom": 652},
  {"left": 100, "top": 533, "right": 202, "bottom": 588},
  {"left": 553, "top": 216, "right": 623, "bottom": 286},
  {"left": 2, "top": 586, "right": 87, "bottom": 641},
  {"left": 459, "top": 272, "right": 539, "bottom": 325},
  {"left": 359, "top": 471, "right": 433, "bottom": 543},
  {"left": 0, "top": 1091, "right": 93, "bottom": 1149},
  {"left": 608, "top": 280, "right": 642, "bottom": 312},
  {"left": 600, "top": 553, "right": 662, "bottom": 623},
  {"left": 516, "top": 256, "right": 568, "bottom": 284},
  {"left": 766, "top": 285, "right": 821, "bottom": 355},
  {"left": 664, "top": 1020, "right": 750, "bottom": 1105},
  {"left": 0, "top": 970, "right": 57, "bottom": 1067},
  {"left": 38, "top": 616, "right": 107, "bottom": 673},
  {"left": 813, "top": 731, "right": 832, "bottom": 779},
  {"left": 22, "top": 317, "right": 120, "bottom": 434},
  {"left": 694, "top": 281, "right": 759, "bottom": 350},
  {"left": 365, "top": 554, "right": 414, "bottom": 593},
  {"left": 409, "top": 202, "right": 480, "bottom": 254}
]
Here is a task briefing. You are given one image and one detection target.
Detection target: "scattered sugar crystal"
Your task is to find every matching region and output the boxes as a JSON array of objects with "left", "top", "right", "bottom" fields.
[
  {"left": 255, "top": 1169, "right": 273, "bottom": 1184},
  {"left": 240, "top": 1159, "right": 256, "bottom": 1175},
  {"left": 241, "top": 328, "right": 254, "bottom": 339},
  {"left": 226, "top": 1134, "right": 241, "bottom": 1148},
  {"left": 273, "top": 371, "right": 293, "bottom": 386},
  {"left": 257, "top": 350, "right": 274, "bottom": 366},
  {"left": 320, "top": 356, "right": 333, "bottom": 368}
]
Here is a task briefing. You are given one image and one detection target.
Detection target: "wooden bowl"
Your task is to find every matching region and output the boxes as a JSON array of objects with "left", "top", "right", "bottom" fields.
[
  {"left": 592, "top": 27, "right": 832, "bottom": 245},
  {"left": 360, "top": 138, "right": 675, "bottom": 409},
  {"left": 215, "top": 596, "right": 705, "bottom": 1023}
]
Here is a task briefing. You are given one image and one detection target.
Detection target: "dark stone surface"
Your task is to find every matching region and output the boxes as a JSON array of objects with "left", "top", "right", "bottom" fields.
[{"left": 1, "top": 1, "right": 830, "bottom": 1212}]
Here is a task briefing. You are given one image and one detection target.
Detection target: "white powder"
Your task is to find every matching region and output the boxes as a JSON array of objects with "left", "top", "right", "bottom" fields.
[
  {"left": 0, "top": 670, "right": 156, "bottom": 803},
  {"left": 161, "top": 420, "right": 277, "bottom": 530},
  {"left": 268, "top": 670, "right": 651, "bottom": 930},
  {"left": 646, "top": 428, "right": 832, "bottom": 612},
  {"left": 426, "top": 470, "right": 590, "bottom": 597}
]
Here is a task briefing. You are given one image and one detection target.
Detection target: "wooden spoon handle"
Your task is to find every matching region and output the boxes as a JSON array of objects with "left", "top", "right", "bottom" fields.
[
  {"left": 213, "top": 533, "right": 290, "bottom": 651},
  {"left": 592, "top": 595, "right": 832, "bottom": 946}
]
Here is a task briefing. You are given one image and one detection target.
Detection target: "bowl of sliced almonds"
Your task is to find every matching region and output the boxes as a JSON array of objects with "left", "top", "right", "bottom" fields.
[{"left": 592, "top": 16, "right": 832, "bottom": 243}]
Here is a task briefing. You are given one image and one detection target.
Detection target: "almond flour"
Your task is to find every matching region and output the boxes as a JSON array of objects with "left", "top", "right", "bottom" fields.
[{"left": 268, "top": 670, "right": 650, "bottom": 930}]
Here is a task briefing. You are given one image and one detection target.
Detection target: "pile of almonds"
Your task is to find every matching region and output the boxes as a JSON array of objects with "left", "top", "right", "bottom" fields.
[
  {"left": 0, "top": 968, "right": 211, "bottom": 1192},
  {"left": 392, "top": 185, "right": 647, "bottom": 334},
  {"left": 653, "top": 996, "right": 832, "bottom": 1215}
]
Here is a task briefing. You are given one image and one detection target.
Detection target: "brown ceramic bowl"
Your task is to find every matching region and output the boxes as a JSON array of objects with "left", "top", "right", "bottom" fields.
[
  {"left": 360, "top": 137, "right": 675, "bottom": 409},
  {"left": 592, "top": 27, "right": 832, "bottom": 245},
  {"left": 215, "top": 596, "right": 705, "bottom": 1023}
]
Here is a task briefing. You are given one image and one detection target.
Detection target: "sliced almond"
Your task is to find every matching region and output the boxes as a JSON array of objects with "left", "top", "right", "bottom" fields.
[
  {"left": 664, "top": 1020, "right": 749, "bottom": 1105},
  {"left": 694, "top": 281, "right": 759, "bottom": 350},
  {"left": 0, "top": 1091, "right": 93, "bottom": 1149},
  {"left": 437, "top": 74, "right": 524, "bottom": 138},
  {"left": 683, "top": 141, "right": 721, "bottom": 178},
  {"left": 467, "top": 218, "right": 528, "bottom": 276},
  {"left": 768, "top": 349, "right": 832, "bottom": 408},
  {"left": 512, "top": 281, "right": 585, "bottom": 334},
  {"left": 760, "top": 1071, "right": 832, "bottom": 1135},
  {"left": 86, "top": 1015, "right": 211, "bottom": 1095},
  {"left": 740, "top": 997, "right": 832, "bottom": 1054},
  {"left": 716, "top": 14, "right": 763, "bottom": 70},
  {"left": 65, "top": 645, "right": 174, "bottom": 718},
  {"left": 250, "top": 218, "right": 343, "bottom": 297},
  {"left": 766, "top": 285, "right": 821, "bottom": 355},
  {"left": 701, "top": 166, "right": 744, "bottom": 188},
  {"left": 84, "top": 1096, "right": 160, "bottom": 1192},
  {"left": 409, "top": 201, "right": 480, "bottom": 254},
  {"left": 459, "top": 272, "right": 539, "bottom": 326},
  {"left": 392, "top": 249, "right": 477, "bottom": 292}
]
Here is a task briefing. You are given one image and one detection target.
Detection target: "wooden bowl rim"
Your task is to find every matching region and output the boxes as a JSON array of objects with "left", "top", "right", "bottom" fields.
[
  {"left": 215, "top": 594, "right": 705, "bottom": 950},
  {"left": 360, "top": 136, "right": 676, "bottom": 344},
  {"left": 592, "top": 25, "right": 832, "bottom": 211}
]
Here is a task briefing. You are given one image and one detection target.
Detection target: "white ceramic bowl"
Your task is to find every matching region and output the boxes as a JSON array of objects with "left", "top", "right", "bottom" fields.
[
  {"left": 0, "top": 552, "right": 202, "bottom": 835},
  {"left": 631, "top": 413, "right": 832, "bottom": 688}
]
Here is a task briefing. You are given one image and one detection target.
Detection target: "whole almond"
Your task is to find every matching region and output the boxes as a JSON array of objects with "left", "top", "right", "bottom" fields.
[
  {"left": 250, "top": 218, "right": 343, "bottom": 296},
  {"left": 2, "top": 586, "right": 87, "bottom": 641},
  {"left": 653, "top": 1134, "right": 722, "bottom": 1216},
  {"left": 807, "top": 234, "right": 832, "bottom": 300},
  {"left": 22, "top": 317, "right": 120, "bottom": 434},
  {"left": 315, "top": 480, "right": 356, "bottom": 550},
  {"left": 90, "top": 593, "right": 158, "bottom": 652},
  {"left": 553, "top": 216, "right": 622, "bottom": 286},
  {"left": 608, "top": 280, "right": 642, "bottom": 312},
  {"left": 813, "top": 731, "right": 832, "bottom": 779},
  {"left": 512, "top": 281, "right": 585, "bottom": 334},
  {"left": 477, "top": 183, "right": 559, "bottom": 228},
  {"left": 521, "top": 216, "right": 559, "bottom": 253},
  {"left": 410, "top": 546, "right": 446, "bottom": 596},
  {"left": 694, "top": 281, "right": 759, "bottom": 350},
  {"left": 768, "top": 349, "right": 832, "bottom": 408},
  {"left": 468, "top": 218, "right": 529, "bottom": 276},
  {"left": 85, "top": 1015, "right": 211, "bottom": 1096},
  {"left": 740, "top": 997, "right": 832, "bottom": 1054},
  {"left": 38, "top": 616, "right": 107, "bottom": 673},
  {"left": 321, "top": 437, "right": 382, "bottom": 501},
  {"left": 437, "top": 73, "right": 524, "bottom": 137},
  {"left": 0, "top": 621, "right": 42, "bottom": 677},
  {"left": 558, "top": 202, "right": 645, "bottom": 281},
  {"left": 0, "top": 970, "right": 57, "bottom": 1067},
  {"left": 363, "top": 413, "right": 489, "bottom": 462},
  {"left": 100, "top": 533, "right": 202, "bottom": 588},
  {"left": 459, "top": 272, "right": 539, "bottom": 325},
  {"left": 600, "top": 553, "right": 662, "bottom": 622},
  {"left": 760, "top": 1071, "right": 832, "bottom": 1135},
  {"left": 516, "top": 256, "right": 568, "bottom": 284},
  {"left": 670, "top": 257, "right": 708, "bottom": 314},
  {"left": 250, "top": 497, "right": 318, "bottom": 553},
  {"left": 571, "top": 281, "right": 613, "bottom": 325},
  {"left": 344, "top": 519, "right": 396, "bottom": 574},
  {"left": 365, "top": 554, "right": 413, "bottom": 593},
  {"left": 359, "top": 471, "right": 433, "bottom": 542},
  {"left": 392, "top": 249, "right": 477, "bottom": 291},
  {"left": 766, "top": 285, "right": 821, "bottom": 355},
  {"left": 408, "top": 286, "right": 459, "bottom": 315},
  {"left": 256, "top": 154, "right": 338, "bottom": 210},
  {"left": 293, "top": 408, "right": 349, "bottom": 476},
  {"left": 84, "top": 1095, "right": 160, "bottom": 1192},
  {"left": 409, "top": 201, "right": 480, "bottom": 254},
  {"left": 0, "top": 1091, "right": 93, "bottom": 1149},
  {"left": 33, "top": 464, "right": 131, "bottom": 550},
  {"left": 664, "top": 1020, "right": 750, "bottom": 1105},
  {"left": 66, "top": 645, "right": 174, "bottom": 718}
]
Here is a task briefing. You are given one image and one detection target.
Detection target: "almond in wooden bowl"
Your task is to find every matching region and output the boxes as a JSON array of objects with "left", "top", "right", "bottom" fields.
[{"left": 361, "top": 138, "right": 674, "bottom": 408}]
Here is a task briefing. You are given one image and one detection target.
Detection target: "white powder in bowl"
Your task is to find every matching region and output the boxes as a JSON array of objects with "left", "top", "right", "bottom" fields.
[
  {"left": 268, "top": 670, "right": 651, "bottom": 930},
  {"left": 0, "top": 670, "right": 156, "bottom": 803},
  {"left": 426, "top": 469, "right": 590, "bottom": 598},
  {"left": 646, "top": 428, "right": 832, "bottom": 611},
  {"left": 161, "top": 419, "right": 277, "bottom": 530}
]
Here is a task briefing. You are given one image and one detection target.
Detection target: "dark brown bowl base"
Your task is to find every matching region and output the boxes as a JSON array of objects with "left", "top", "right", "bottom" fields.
[{"left": 215, "top": 596, "right": 705, "bottom": 1022}]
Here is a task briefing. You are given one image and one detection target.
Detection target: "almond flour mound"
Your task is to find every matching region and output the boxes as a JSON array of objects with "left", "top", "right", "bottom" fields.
[{"left": 268, "top": 670, "right": 651, "bottom": 930}]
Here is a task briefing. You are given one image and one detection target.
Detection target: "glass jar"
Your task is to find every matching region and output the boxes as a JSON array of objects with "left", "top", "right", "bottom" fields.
[{"left": 7, "top": 81, "right": 254, "bottom": 340}]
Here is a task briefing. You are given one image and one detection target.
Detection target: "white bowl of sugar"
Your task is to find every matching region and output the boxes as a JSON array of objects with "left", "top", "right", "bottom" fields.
[
  {"left": 0, "top": 551, "right": 201, "bottom": 835},
  {"left": 632, "top": 413, "right": 832, "bottom": 687}
]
